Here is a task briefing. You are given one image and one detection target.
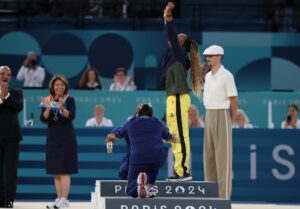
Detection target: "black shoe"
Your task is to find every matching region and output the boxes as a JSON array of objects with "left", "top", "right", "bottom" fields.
[
  {"left": 166, "top": 173, "right": 192, "bottom": 182},
  {"left": 5, "top": 201, "right": 13, "bottom": 208}
]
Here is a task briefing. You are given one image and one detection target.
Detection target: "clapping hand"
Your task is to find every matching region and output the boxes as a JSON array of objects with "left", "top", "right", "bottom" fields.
[
  {"left": 41, "top": 97, "right": 51, "bottom": 109},
  {"left": 57, "top": 98, "right": 64, "bottom": 111},
  {"left": 23, "top": 57, "right": 29, "bottom": 67},
  {"left": 0, "top": 81, "right": 9, "bottom": 100}
]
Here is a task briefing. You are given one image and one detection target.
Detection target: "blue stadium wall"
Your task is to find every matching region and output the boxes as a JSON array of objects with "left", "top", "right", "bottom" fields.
[
  {"left": 0, "top": 30, "right": 300, "bottom": 91},
  {"left": 22, "top": 90, "right": 300, "bottom": 129},
  {"left": 19, "top": 128, "right": 300, "bottom": 203}
]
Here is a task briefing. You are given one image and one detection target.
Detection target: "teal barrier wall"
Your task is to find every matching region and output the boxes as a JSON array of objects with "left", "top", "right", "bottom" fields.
[
  {"left": 1, "top": 30, "right": 300, "bottom": 91},
  {"left": 22, "top": 90, "right": 300, "bottom": 128},
  {"left": 18, "top": 128, "right": 300, "bottom": 203}
]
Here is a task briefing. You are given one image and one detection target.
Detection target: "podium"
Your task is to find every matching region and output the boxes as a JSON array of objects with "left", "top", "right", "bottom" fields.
[{"left": 91, "top": 180, "right": 231, "bottom": 209}]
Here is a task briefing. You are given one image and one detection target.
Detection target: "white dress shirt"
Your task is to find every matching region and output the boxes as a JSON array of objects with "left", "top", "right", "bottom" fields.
[
  {"left": 85, "top": 117, "right": 113, "bottom": 127},
  {"left": 0, "top": 93, "right": 10, "bottom": 104},
  {"left": 109, "top": 81, "right": 136, "bottom": 91},
  {"left": 203, "top": 65, "right": 238, "bottom": 110},
  {"left": 17, "top": 65, "right": 45, "bottom": 87}
]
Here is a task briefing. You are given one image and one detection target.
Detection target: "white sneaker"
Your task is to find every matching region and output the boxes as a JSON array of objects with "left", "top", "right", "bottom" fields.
[
  {"left": 54, "top": 197, "right": 70, "bottom": 208},
  {"left": 137, "top": 172, "right": 148, "bottom": 198},
  {"left": 46, "top": 198, "right": 60, "bottom": 209}
]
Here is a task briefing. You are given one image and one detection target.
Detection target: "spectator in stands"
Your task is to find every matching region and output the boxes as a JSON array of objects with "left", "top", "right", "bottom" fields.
[
  {"left": 77, "top": 67, "right": 102, "bottom": 90},
  {"left": 273, "top": 0, "right": 300, "bottom": 32},
  {"left": 281, "top": 104, "right": 300, "bottom": 129},
  {"left": 16, "top": 51, "right": 45, "bottom": 88},
  {"left": 0, "top": 66, "right": 23, "bottom": 208},
  {"left": 40, "top": 74, "right": 78, "bottom": 209},
  {"left": 232, "top": 109, "right": 253, "bottom": 128},
  {"left": 89, "top": 0, "right": 103, "bottom": 17},
  {"left": 109, "top": 67, "right": 136, "bottom": 91},
  {"left": 188, "top": 104, "right": 204, "bottom": 128},
  {"left": 105, "top": 103, "right": 178, "bottom": 198},
  {"left": 85, "top": 104, "right": 113, "bottom": 127}
]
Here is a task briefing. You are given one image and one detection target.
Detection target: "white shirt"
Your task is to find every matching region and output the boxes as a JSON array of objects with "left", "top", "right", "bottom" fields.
[
  {"left": 17, "top": 65, "right": 45, "bottom": 87},
  {"left": 232, "top": 123, "right": 253, "bottom": 128},
  {"left": 85, "top": 117, "right": 113, "bottom": 127},
  {"left": 281, "top": 119, "right": 300, "bottom": 129},
  {"left": 109, "top": 81, "right": 136, "bottom": 91},
  {"left": 203, "top": 65, "right": 238, "bottom": 109},
  {"left": 0, "top": 93, "right": 10, "bottom": 104}
]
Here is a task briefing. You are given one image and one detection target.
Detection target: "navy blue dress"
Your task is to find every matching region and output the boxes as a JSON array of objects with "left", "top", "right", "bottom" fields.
[{"left": 40, "top": 96, "right": 78, "bottom": 174}]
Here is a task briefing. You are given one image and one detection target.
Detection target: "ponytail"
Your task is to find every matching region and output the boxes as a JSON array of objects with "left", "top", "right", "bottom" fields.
[{"left": 190, "top": 40, "right": 203, "bottom": 99}]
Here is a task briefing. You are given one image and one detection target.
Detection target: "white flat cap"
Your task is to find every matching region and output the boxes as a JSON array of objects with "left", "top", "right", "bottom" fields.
[{"left": 203, "top": 45, "right": 224, "bottom": 55}]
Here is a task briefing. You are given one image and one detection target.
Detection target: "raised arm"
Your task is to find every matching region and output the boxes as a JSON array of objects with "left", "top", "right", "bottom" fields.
[{"left": 163, "top": 2, "right": 185, "bottom": 63}]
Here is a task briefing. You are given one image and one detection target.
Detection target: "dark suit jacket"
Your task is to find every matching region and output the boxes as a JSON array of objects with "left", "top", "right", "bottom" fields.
[{"left": 0, "top": 88, "right": 23, "bottom": 142}]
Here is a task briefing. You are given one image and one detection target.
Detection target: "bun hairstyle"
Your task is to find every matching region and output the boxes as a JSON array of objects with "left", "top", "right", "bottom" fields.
[{"left": 138, "top": 103, "right": 153, "bottom": 117}]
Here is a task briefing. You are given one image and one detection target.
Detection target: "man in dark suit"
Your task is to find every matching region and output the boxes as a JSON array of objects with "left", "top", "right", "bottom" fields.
[{"left": 0, "top": 66, "right": 23, "bottom": 208}]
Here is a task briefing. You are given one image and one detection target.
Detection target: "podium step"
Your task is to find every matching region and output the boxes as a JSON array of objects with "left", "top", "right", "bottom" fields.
[
  {"left": 95, "top": 180, "right": 219, "bottom": 198},
  {"left": 98, "top": 197, "right": 231, "bottom": 209}
]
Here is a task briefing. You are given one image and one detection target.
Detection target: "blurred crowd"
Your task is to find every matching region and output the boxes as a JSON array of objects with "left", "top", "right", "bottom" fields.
[
  {"left": 2, "top": 0, "right": 300, "bottom": 32},
  {"left": 0, "top": 0, "right": 175, "bottom": 18},
  {"left": 271, "top": 0, "right": 300, "bottom": 32}
]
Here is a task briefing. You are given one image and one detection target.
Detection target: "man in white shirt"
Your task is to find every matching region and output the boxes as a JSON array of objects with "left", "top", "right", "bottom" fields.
[
  {"left": 17, "top": 52, "right": 45, "bottom": 88},
  {"left": 109, "top": 67, "right": 136, "bottom": 91},
  {"left": 85, "top": 104, "right": 113, "bottom": 127},
  {"left": 281, "top": 104, "right": 300, "bottom": 129},
  {"left": 202, "top": 45, "right": 238, "bottom": 200}
]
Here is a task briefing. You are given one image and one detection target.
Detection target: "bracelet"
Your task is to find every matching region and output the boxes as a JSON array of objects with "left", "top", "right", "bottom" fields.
[{"left": 166, "top": 14, "right": 172, "bottom": 17}]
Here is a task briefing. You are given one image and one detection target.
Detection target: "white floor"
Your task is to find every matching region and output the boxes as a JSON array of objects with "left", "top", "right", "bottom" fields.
[{"left": 12, "top": 202, "right": 300, "bottom": 209}]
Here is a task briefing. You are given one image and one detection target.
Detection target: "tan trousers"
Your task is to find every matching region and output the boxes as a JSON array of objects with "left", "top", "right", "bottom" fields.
[{"left": 204, "top": 109, "right": 232, "bottom": 199}]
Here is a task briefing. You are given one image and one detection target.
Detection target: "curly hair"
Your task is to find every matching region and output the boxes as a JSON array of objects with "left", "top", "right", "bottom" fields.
[
  {"left": 78, "top": 67, "right": 101, "bottom": 88},
  {"left": 189, "top": 40, "right": 203, "bottom": 99}
]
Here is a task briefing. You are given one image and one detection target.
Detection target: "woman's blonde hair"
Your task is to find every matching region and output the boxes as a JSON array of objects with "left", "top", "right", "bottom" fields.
[{"left": 237, "top": 109, "right": 250, "bottom": 124}]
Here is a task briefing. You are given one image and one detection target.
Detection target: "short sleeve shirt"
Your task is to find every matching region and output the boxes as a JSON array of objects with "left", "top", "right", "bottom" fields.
[{"left": 203, "top": 65, "right": 238, "bottom": 109}]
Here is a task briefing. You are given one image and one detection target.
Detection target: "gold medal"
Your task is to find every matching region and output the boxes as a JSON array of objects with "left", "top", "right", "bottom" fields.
[{"left": 53, "top": 116, "right": 58, "bottom": 121}]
